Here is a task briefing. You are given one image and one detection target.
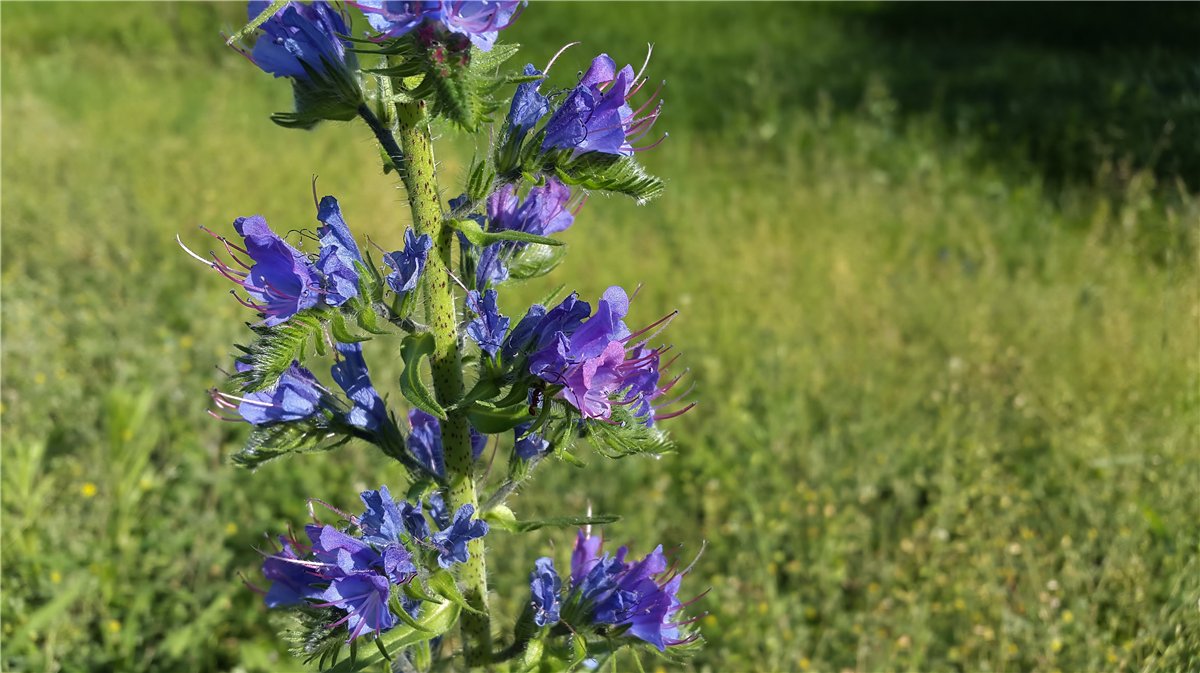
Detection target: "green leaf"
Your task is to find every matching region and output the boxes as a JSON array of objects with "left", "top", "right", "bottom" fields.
[
  {"left": 482, "top": 510, "right": 621, "bottom": 534},
  {"left": 400, "top": 332, "right": 447, "bottom": 419},
  {"left": 323, "top": 599, "right": 460, "bottom": 673},
  {"left": 512, "top": 513, "right": 621, "bottom": 533},
  {"left": 329, "top": 311, "right": 369, "bottom": 345},
  {"left": 233, "top": 309, "right": 328, "bottom": 392},
  {"left": 426, "top": 570, "right": 483, "bottom": 615},
  {"left": 448, "top": 217, "right": 563, "bottom": 247},
  {"left": 507, "top": 243, "right": 568, "bottom": 281},
  {"left": 568, "top": 634, "right": 589, "bottom": 670},
  {"left": 231, "top": 420, "right": 349, "bottom": 470},
  {"left": 466, "top": 400, "right": 531, "bottom": 434},
  {"left": 554, "top": 154, "right": 665, "bottom": 205}
]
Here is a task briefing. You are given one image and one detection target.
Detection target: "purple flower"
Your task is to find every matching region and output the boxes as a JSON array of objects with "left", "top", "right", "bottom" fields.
[
  {"left": 357, "top": 1, "right": 523, "bottom": 51},
  {"left": 358, "top": 485, "right": 407, "bottom": 546},
  {"left": 260, "top": 534, "right": 323, "bottom": 608},
  {"left": 431, "top": 504, "right": 489, "bottom": 568},
  {"left": 541, "top": 53, "right": 665, "bottom": 157},
  {"left": 230, "top": 362, "right": 326, "bottom": 425},
  {"left": 564, "top": 531, "right": 700, "bottom": 651},
  {"left": 315, "top": 196, "right": 363, "bottom": 307},
  {"left": 246, "top": 1, "right": 357, "bottom": 81},
  {"left": 407, "top": 410, "right": 489, "bottom": 478},
  {"left": 502, "top": 304, "right": 547, "bottom": 359},
  {"left": 331, "top": 342, "right": 393, "bottom": 433},
  {"left": 466, "top": 289, "right": 510, "bottom": 357},
  {"left": 384, "top": 228, "right": 433, "bottom": 299},
  {"left": 320, "top": 574, "right": 397, "bottom": 642},
  {"left": 513, "top": 421, "right": 549, "bottom": 460},
  {"left": 179, "top": 215, "right": 322, "bottom": 326},
  {"left": 475, "top": 179, "right": 575, "bottom": 289},
  {"left": 530, "top": 557, "right": 562, "bottom": 626},
  {"left": 526, "top": 287, "right": 692, "bottom": 426},
  {"left": 507, "top": 63, "right": 549, "bottom": 136}
]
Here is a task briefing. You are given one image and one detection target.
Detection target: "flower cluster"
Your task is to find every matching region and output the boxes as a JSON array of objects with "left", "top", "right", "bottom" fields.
[
  {"left": 178, "top": 196, "right": 430, "bottom": 327},
  {"left": 474, "top": 179, "right": 578, "bottom": 289},
  {"left": 356, "top": 0, "right": 523, "bottom": 51},
  {"left": 528, "top": 530, "right": 702, "bottom": 651},
  {"left": 518, "top": 287, "right": 691, "bottom": 426},
  {"left": 502, "top": 52, "right": 665, "bottom": 159},
  {"left": 255, "top": 486, "right": 489, "bottom": 642}
]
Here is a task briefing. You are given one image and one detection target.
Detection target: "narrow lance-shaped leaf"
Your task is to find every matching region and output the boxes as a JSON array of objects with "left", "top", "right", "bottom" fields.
[{"left": 399, "top": 332, "right": 447, "bottom": 419}]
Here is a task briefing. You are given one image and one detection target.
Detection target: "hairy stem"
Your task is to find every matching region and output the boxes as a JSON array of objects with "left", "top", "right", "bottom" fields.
[{"left": 391, "top": 99, "right": 493, "bottom": 666}]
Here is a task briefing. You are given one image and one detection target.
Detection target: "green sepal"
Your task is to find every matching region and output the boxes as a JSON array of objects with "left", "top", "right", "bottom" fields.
[
  {"left": 329, "top": 311, "right": 369, "bottom": 344},
  {"left": 448, "top": 217, "right": 563, "bottom": 247},
  {"left": 322, "top": 599, "right": 460, "bottom": 673},
  {"left": 568, "top": 634, "right": 589, "bottom": 670},
  {"left": 426, "top": 570, "right": 483, "bottom": 614},
  {"left": 233, "top": 308, "right": 329, "bottom": 392},
  {"left": 554, "top": 153, "right": 665, "bottom": 205},
  {"left": 270, "top": 56, "right": 365, "bottom": 131},
  {"left": 466, "top": 400, "right": 531, "bottom": 434},
  {"left": 583, "top": 405, "right": 676, "bottom": 458},
  {"left": 521, "top": 636, "right": 544, "bottom": 672},
  {"left": 402, "top": 578, "right": 443, "bottom": 605},
  {"left": 451, "top": 377, "right": 503, "bottom": 412},
  {"left": 389, "top": 592, "right": 432, "bottom": 632},
  {"left": 231, "top": 420, "right": 349, "bottom": 470},
  {"left": 399, "top": 332, "right": 447, "bottom": 419},
  {"left": 466, "top": 158, "right": 495, "bottom": 203}
]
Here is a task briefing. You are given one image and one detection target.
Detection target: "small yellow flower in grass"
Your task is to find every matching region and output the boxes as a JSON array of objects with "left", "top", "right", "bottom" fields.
[
  {"left": 757, "top": 601, "right": 769, "bottom": 615},
  {"left": 1050, "top": 638, "right": 1063, "bottom": 653},
  {"left": 225, "top": 522, "right": 239, "bottom": 536},
  {"left": 1061, "top": 609, "right": 1074, "bottom": 624},
  {"left": 80, "top": 482, "right": 98, "bottom": 498},
  {"left": 107, "top": 619, "right": 121, "bottom": 634},
  {"left": 180, "top": 335, "right": 194, "bottom": 349},
  {"left": 703, "top": 614, "right": 717, "bottom": 628},
  {"left": 34, "top": 372, "right": 47, "bottom": 386},
  {"left": 799, "top": 657, "right": 812, "bottom": 671},
  {"left": 49, "top": 571, "right": 62, "bottom": 584}
]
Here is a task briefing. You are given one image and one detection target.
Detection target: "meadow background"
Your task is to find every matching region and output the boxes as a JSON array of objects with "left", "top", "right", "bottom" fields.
[{"left": 3, "top": 2, "right": 1199, "bottom": 671}]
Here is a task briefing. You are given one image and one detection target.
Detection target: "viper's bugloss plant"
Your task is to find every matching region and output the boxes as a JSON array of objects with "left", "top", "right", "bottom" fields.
[{"left": 187, "top": 2, "right": 700, "bottom": 669}]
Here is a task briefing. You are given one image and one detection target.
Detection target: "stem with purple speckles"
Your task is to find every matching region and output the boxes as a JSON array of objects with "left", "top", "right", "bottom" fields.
[{"left": 390, "top": 97, "right": 493, "bottom": 667}]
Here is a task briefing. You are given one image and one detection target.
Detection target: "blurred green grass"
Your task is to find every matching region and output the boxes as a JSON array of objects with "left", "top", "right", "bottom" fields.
[{"left": 2, "top": 2, "right": 1198, "bottom": 672}]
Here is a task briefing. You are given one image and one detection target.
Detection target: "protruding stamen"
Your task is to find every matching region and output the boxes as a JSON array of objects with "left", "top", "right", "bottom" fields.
[
  {"left": 622, "top": 310, "right": 678, "bottom": 346},
  {"left": 176, "top": 235, "right": 217, "bottom": 268},
  {"left": 653, "top": 402, "right": 696, "bottom": 421},
  {"left": 634, "top": 133, "right": 669, "bottom": 153},
  {"left": 544, "top": 41, "right": 581, "bottom": 77},
  {"left": 633, "top": 43, "right": 655, "bottom": 85}
]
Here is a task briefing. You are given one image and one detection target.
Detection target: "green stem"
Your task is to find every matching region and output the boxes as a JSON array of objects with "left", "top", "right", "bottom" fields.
[{"left": 391, "top": 99, "right": 493, "bottom": 666}]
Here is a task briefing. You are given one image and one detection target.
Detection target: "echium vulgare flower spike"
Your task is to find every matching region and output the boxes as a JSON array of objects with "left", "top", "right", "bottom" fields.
[
  {"left": 383, "top": 228, "right": 433, "bottom": 300},
  {"left": 212, "top": 361, "right": 326, "bottom": 425},
  {"left": 407, "top": 409, "right": 489, "bottom": 478},
  {"left": 530, "top": 557, "right": 562, "bottom": 626},
  {"left": 178, "top": 215, "right": 322, "bottom": 326},
  {"left": 431, "top": 504, "right": 489, "bottom": 568},
  {"left": 542, "top": 52, "right": 666, "bottom": 157},
  {"left": 528, "top": 286, "right": 693, "bottom": 426},
  {"left": 330, "top": 342, "right": 394, "bottom": 433},
  {"left": 356, "top": 1, "right": 524, "bottom": 52},
  {"left": 564, "top": 530, "right": 704, "bottom": 652},
  {"left": 466, "top": 289, "right": 510, "bottom": 357},
  {"left": 315, "top": 196, "right": 364, "bottom": 307}
]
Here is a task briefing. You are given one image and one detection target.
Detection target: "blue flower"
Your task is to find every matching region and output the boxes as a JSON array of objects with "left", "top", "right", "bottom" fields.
[
  {"left": 502, "top": 304, "right": 547, "bottom": 359},
  {"left": 357, "top": 1, "right": 523, "bottom": 52},
  {"left": 384, "top": 228, "right": 433, "bottom": 299},
  {"left": 466, "top": 289, "right": 510, "bottom": 357},
  {"left": 407, "top": 409, "right": 488, "bottom": 478},
  {"left": 507, "top": 63, "right": 549, "bottom": 137},
  {"left": 247, "top": 1, "right": 357, "bottom": 81},
  {"left": 315, "top": 196, "right": 363, "bottom": 307},
  {"left": 430, "top": 504, "right": 489, "bottom": 568},
  {"left": 541, "top": 53, "right": 664, "bottom": 157},
  {"left": 233, "top": 362, "right": 326, "bottom": 425},
  {"left": 562, "top": 531, "right": 699, "bottom": 651},
  {"left": 260, "top": 534, "right": 322, "bottom": 608},
  {"left": 475, "top": 179, "right": 574, "bottom": 289},
  {"left": 330, "top": 342, "right": 392, "bottom": 433},
  {"left": 530, "top": 557, "right": 562, "bottom": 626},
  {"left": 358, "top": 485, "right": 407, "bottom": 546},
  {"left": 513, "top": 421, "right": 550, "bottom": 460},
  {"left": 320, "top": 574, "right": 396, "bottom": 642},
  {"left": 525, "top": 287, "right": 692, "bottom": 425},
  {"left": 221, "top": 215, "right": 322, "bottom": 326}
]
